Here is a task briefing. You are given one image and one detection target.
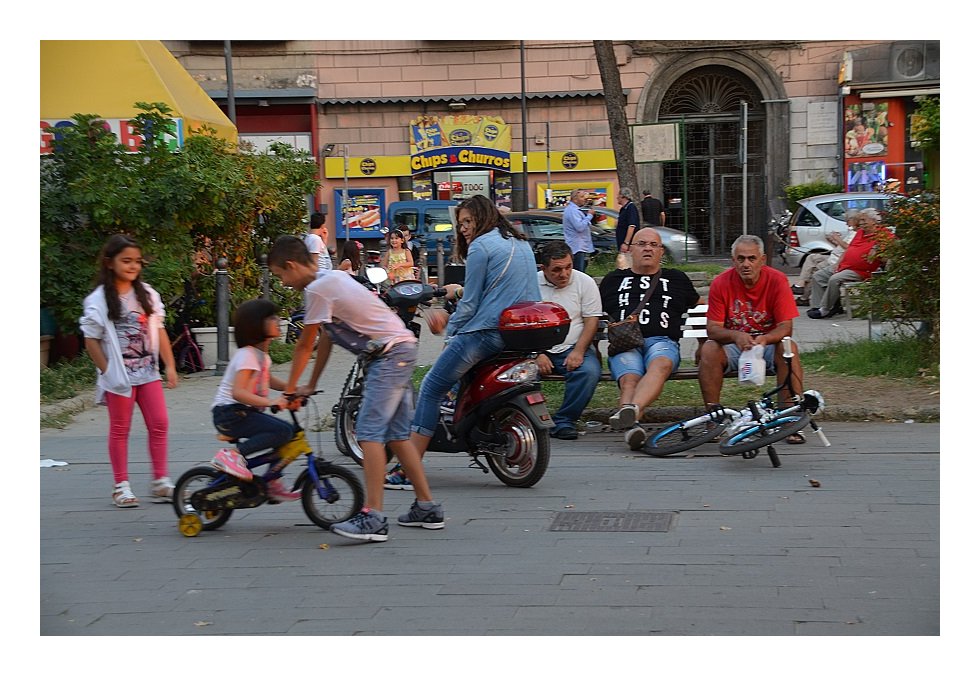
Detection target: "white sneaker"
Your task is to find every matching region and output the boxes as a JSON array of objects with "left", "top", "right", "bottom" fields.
[
  {"left": 625, "top": 426, "right": 647, "bottom": 451},
  {"left": 609, "top": 404, "right": 639, "bottom": 430}
]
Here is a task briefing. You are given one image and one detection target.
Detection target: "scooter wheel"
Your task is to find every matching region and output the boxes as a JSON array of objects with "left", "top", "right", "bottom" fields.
[{"left": 178, "top": 513, "right": 203, "bottom": 537}]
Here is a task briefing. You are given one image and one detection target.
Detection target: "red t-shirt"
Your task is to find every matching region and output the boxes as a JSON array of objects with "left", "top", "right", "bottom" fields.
[
  {"left": 837, "top": 227, "right": 892, "bottom": 279},
  {"left": 707, "top": 265, "right": 798, "bottom": 336}
]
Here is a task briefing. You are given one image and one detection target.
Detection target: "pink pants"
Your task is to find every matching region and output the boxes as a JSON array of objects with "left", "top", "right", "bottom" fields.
[{"left": 104, "top": 380, "right": 170, "bottom": 484}]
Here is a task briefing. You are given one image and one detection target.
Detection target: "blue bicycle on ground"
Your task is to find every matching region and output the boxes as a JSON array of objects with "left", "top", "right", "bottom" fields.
[{"left": 173, "top": 395, "right": 364, "bottom": 536}]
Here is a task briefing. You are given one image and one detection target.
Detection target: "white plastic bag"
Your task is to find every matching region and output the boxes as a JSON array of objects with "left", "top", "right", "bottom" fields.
[{"left": 738, "top": 345, "right": 766, "bottom": 386}]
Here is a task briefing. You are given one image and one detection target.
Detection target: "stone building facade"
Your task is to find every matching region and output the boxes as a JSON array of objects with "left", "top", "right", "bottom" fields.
[{"left": 165, "top": 39, "right": 937, "bottom": 254}]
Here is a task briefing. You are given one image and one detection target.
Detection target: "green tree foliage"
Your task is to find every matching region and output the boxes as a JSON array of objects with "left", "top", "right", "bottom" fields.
[
  {"left": 910, "top": 95, "right": 939, "bottom": 152},
  {"left": 40, "top": 103, "right": 318, "bottom": 332},
  {"left": 856, "top": 192, "right": 940, "bottom": 357},
  {"left": 783, "top": 180, "right": 844, "bottom": 208}
]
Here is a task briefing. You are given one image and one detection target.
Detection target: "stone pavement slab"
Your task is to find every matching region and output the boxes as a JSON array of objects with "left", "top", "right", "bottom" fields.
[{"left": 40, "top": 414, "right": 939, "bottom": 637}]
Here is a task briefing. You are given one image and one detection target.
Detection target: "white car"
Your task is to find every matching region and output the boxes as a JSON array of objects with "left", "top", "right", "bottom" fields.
[{"left": 784, "top": 192, "right": 896, "bottom": 267}]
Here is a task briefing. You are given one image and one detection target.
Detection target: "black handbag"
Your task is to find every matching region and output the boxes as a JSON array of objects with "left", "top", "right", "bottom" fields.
[{"left": 606, "top": 274, "right": 660, "bottom": 357}]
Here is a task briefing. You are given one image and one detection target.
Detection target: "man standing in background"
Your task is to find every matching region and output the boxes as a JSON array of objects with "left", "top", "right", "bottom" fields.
[
  {"left": 562, "top": 189, "right": 595, "bottom": 273},
  {"left": 640, "top": 190, "right": 666, "bottom": 227},
  {"left": 304, "top": 212, "right": 333, "bottom": 272}
]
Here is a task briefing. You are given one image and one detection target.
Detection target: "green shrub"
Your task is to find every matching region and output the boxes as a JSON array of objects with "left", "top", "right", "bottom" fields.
[
  {"left": 267, "top": 340, "right": 295, "bottom": 365},
  {"left": 855, "top": 192, "right": 940, "bottom": 356},
  {"left": 783, "top": 180, "right": 844, "bottom": 208}
]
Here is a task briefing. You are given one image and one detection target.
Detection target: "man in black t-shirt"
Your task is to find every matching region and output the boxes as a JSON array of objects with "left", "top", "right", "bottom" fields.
[
  {"left": 598, "top": 227, "right": 701, "bottom": 450},
  {"left": 640, "top": 190, "right": 666, "bottom": 227}
]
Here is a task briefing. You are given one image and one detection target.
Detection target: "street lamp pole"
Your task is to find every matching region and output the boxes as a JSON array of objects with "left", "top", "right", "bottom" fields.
[{"left": 520, "top": 40, "right": 529, "bottom": 210}]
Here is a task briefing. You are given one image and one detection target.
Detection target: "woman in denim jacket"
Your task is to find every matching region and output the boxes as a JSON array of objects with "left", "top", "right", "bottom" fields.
[{"left": 383, "top": 195, "right": 539, "bottom": 490}]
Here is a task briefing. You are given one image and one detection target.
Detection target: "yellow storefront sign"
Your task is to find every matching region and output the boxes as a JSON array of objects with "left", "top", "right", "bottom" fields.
[{"left": 324, "top": 149, "right": 617, "bottom": 179}]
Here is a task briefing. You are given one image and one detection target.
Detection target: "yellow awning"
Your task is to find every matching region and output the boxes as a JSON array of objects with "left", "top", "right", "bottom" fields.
[{"left": 41, "top": 40, "right": 237, "bottom": 145}]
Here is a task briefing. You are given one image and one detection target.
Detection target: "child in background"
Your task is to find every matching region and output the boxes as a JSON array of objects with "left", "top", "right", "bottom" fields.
[
  {"left": 80, "top": 234, "right": 178, "bottom": 508},
  {"left": 337, "top": 240, "right": 362, "bottom": 275},
  {"left": 209, "top": 298, "right": 301, "bottom": 502},
  {"left": 381, "top": 228, "right": 416, "bottom": 283}
]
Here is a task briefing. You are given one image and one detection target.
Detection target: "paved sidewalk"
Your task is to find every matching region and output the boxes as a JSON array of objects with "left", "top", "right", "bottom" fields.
[
  {"left": 41, "top": 395, "right": 939, "bottom": 636},
  {"left": 39, "top": 265, "right": 942, "bottom": 639}
]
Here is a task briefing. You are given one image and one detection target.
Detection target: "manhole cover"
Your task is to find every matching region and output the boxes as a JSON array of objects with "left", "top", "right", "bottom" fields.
[{"left": 549, "top": 511, "right": 676, "bottom": 532}]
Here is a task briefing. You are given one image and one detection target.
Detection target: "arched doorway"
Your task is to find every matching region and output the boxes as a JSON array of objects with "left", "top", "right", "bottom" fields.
[{"left": 659, "top": 66, "right": 767, "bottom": 255}]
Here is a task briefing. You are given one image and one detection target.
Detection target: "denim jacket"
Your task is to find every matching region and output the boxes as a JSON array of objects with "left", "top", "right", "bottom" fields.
[{"left": 446, "top": 229, "right": 540, "bottom": 337}]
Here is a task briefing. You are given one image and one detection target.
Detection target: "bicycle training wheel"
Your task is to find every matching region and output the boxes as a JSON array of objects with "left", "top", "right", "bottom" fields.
[
  {"left": 301, "top": 461, "right": 365, "bottom": 530},
  {"left": 643, "top": 419, "right": 726, "bottom": 457},
  {"left": 718, "top": 413, "right": 810, "bottom": 456},
  {"left": 172, "top": 466, "right": 233, "bottom": 531}
]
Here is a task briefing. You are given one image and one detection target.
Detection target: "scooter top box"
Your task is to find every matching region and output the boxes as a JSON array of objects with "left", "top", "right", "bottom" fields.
[{"left": 498, "top": 301, "right": 570, "bottom": 351}]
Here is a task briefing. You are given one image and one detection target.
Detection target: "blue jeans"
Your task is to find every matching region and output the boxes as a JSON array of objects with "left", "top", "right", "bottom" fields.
[
  {"left": 412, "top": 329, "right": 504, "bottom": 437},
  {"left": 546, "top": 348, "right": 602, "bottom": 429},
  {"left": 212, "top": 404, "right": 295, "bottom": 456},
  {"left": 572, "top": 251, "right": 590, "bottom": 272},
  {"left": 356, "top": 341, "right": 417, "bottom": 443}
]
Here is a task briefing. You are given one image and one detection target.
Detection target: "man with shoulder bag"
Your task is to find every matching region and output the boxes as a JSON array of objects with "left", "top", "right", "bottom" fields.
[{"left": 598, "top": 227, "right": 702, "bottom": 450}]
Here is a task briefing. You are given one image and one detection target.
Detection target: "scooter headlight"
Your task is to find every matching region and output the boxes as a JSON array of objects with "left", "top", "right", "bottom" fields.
[{"left": 496, "top": 360, "right": 539, "bottom": 383}]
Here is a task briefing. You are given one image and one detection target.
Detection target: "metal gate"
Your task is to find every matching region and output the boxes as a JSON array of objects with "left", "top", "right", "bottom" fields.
[{"left": 662, "top": 119, "right": 767, "bottom": 256}]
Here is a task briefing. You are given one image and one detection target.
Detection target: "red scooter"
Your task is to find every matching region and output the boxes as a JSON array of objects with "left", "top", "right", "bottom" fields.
[{"left": 333, "top": 267, "right": 569, "bottom": 487}]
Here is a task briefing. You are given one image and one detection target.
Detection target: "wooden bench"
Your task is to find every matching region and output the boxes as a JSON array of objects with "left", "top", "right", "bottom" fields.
[{"left": 540, "top": 304, "right": 721, "bottom": 383}]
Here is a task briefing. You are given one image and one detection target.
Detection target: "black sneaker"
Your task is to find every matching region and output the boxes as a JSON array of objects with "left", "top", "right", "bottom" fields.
[
  {"left": 550, "top": 426, "right": 578, "bottom": 440},
  {"left": 397, "top": 500, "right": 445, "bottom": 530},
  {"left": 806, "top": 308, "right": 824, "bottom": 319}
]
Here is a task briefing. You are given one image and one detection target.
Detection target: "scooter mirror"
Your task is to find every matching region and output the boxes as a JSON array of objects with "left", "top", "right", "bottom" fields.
[{"left": 366, "top": 267, "right": 388, "bottom": 285}]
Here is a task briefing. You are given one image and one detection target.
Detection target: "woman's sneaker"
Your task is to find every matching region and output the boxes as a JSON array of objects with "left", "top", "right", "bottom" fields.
[
  {"left": 210, "top": 448, "right": 252, "bottom": 481},
  {"left": 330, "top": 509, "right": 389, "bottom": 542},
  {"left": 397, "top": 500, "right": 445, "bottom": 529},
  {"left": 266, "top": 478, "right": 301, "bottom": 503},
  {"left": 383, "top": 464, "right": 414, "bottom": 490},
  {"left": 149, "top": 477, "right": 175, "bottom": 503}
]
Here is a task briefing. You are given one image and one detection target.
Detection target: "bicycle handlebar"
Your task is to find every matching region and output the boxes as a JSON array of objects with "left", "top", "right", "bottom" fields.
[{"left": 270, "top": 390, "right": 323, "bottom": 414}]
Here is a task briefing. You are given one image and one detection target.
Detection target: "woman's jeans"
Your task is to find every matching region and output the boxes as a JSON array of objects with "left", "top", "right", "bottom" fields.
[
  {"left": 411, "top": 329, "right": 504, "bottom": 437},
  {"left": 212, "top": 404, "right": 294, "bottom": 456}
]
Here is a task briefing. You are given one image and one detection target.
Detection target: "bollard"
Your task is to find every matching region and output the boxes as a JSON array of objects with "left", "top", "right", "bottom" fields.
[
  {"left": 436, "top": 239, "right": 445, "bottom": 287},
  {"left": 259, "top": 253, "right": 270, "bottom": 300},
  {"left": 418, "top": 244, "right": 428, "bottom": 283},
  {"left": 215, "top": 257, "right": 230, "bottom": 376}
]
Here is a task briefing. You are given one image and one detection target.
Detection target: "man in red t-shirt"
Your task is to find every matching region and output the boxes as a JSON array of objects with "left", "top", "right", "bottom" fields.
[
  {"left": 808, "top": 207, "right": 893, "bottom": 319},
  {"left": 698, "top": 235, "right": 806, "bottom": 443}
]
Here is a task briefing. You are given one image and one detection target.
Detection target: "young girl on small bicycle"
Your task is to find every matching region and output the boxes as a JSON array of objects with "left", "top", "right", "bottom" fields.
[
  {"left": 209, "top": 298, "right": 301, "bottom": 502},
  {"left": 80, "top": 234, "right": 179, "bottom": 508}
]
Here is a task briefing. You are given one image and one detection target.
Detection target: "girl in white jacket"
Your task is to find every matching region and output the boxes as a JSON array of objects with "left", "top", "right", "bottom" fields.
[{"left": 80, "top": 234, "right": 178, "bottom": 508}]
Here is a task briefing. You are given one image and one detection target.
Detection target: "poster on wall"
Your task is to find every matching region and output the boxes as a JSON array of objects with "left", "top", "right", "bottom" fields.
[
  {"left": 494, "top": 174, "right": 512, "bottom": 211},
  {"left": 412, "top": 177, "right": 433, "bottom": 200},
  {"left": 334, "top": 188, "right": 385, "bottom": 238},
  {"left": 844, "top": 102, "right": 889, "bottom": 158}
]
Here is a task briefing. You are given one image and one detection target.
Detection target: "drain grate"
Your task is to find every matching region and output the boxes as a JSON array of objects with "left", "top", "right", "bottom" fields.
[{"left": 549, "top": 511, "right": 676, "bottom": 532}]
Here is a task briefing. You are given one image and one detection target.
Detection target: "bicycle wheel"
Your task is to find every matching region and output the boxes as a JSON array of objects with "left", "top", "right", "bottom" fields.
[
  {"left": 172, "top": 466, "right": 233, "bottom": 531},
  {"left": 643, "top": 419, "right": 726, "bottom": 457},
  {"left": 719, "top": 413, "right": 810, "bottom": 456},
  {"left": 301, "top": 461, "right": 365, "bottom": 530}
]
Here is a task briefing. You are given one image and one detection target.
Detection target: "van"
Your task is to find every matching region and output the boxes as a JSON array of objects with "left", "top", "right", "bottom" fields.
[
  {"left": 385, "top": 200, "right": 461, "bottom": 279},
  {"left": 784, "top": 192, "right": 896, "bottom": 267}
]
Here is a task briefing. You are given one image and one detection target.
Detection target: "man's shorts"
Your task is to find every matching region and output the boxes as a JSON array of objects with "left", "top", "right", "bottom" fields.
[
  {"left": 722, "top": 342, "right": 778, "bottom": 376},
  {"left": 608, "top": 336, "right": 680, "bottom": 381},
  {"left": 356, "top": 340, "right": 418, "bottom": 444}
]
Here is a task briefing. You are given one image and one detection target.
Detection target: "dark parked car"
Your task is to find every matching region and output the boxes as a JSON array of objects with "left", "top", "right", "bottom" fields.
[{"left": 504, "top": 210, "right": 617, "bottom": 262}]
